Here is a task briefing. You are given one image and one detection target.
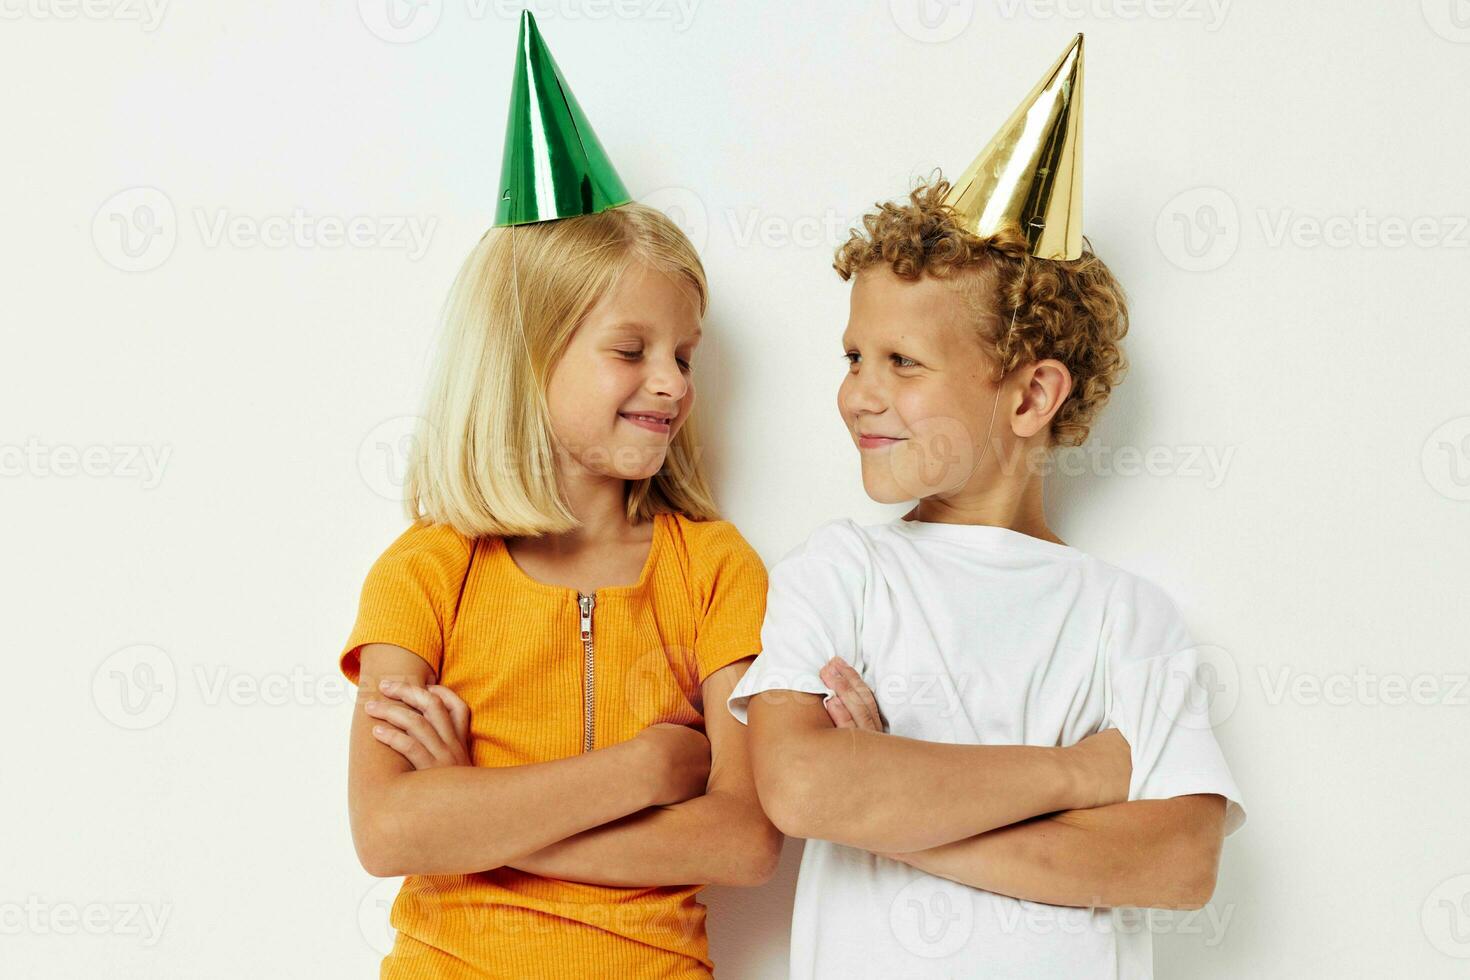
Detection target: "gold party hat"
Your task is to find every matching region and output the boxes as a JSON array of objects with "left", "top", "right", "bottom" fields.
[{"left": 944, "top": 34, "right": 1085, "bottom": 260}]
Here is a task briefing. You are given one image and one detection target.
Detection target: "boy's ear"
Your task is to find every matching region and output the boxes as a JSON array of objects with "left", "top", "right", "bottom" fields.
[{"left": 1010, "top": 359, "right": 1074, "bottom": 440}]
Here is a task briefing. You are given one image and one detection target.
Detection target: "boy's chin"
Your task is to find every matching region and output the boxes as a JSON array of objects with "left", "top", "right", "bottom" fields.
[{"left": 858, "top": 474, "right": 915, "bottom": 506}]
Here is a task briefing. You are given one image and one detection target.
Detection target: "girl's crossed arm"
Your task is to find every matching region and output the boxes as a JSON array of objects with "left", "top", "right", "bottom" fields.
[
  {"left": 353, "top": 643, "right": 782, "bottom": 887},
  {"left": 347, "top": 642, "right": 709, "bottom": 878}
]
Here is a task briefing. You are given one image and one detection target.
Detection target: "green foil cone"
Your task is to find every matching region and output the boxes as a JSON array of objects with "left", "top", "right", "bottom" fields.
[{"left": 493, "top": 10, "right": 631, "bottom": 227}]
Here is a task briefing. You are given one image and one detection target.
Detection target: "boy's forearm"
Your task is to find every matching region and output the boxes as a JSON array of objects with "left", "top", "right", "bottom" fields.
[
  {"left": 888, "top": 796, "right": 1226, "bottom": 910},
  {"left": 370, "top": 741, "right": 657, "bottom": 877},
  {"left": 507, "top": 788, "right": 781, "bottom": 887},
  {"left": 764, "top": 724, "right": 1089, "bottom": 852}
]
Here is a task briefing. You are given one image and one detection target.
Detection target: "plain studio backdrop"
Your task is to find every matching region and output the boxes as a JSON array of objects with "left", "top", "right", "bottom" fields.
[{"left": 3, "top": 1, "right": 1468, "bottom": 977}]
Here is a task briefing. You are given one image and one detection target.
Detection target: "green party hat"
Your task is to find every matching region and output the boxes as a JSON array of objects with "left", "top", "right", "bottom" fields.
[{"left": 493, "top": 10, "right": 631, "bottom": 227}]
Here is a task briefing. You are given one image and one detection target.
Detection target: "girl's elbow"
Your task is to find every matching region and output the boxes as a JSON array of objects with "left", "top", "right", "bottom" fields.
[
  {"left": 711, "top": 822, "right": 784, "bottom": 887},
  {"left": 354, "top": 807, "right": 419, "bottom": 878}
]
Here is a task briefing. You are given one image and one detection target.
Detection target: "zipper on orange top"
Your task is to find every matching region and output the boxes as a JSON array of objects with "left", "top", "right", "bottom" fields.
[{"left": 577, "top": 592, "right": 596, "bottom": 753}]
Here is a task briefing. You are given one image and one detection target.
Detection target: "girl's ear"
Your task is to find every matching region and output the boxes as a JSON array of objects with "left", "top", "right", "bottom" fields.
[{"left": 1011, "top": 359, "right": 1073, "bottom": 440}]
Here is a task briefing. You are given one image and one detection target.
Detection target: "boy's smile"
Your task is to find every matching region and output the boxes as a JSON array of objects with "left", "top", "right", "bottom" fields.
[{"left": 839, "top": 265, "right": 999, "bottom": 503}]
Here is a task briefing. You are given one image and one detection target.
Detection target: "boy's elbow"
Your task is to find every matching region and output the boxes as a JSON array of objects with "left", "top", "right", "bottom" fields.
[
  {"left": 1160, "top": 812, "right": 1225, "bottom": 910},
  {"left": 753, "top": 745, "right": 826, "bottom": 841}
]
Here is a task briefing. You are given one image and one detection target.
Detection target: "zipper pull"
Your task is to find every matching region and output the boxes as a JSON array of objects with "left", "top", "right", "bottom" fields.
[{"left": 578, "top": 592, "right": 595, "bottom": 639}]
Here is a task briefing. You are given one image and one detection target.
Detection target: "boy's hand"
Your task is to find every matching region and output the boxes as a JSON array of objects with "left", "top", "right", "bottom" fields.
[
  {"left": 1069, "top": 728, "right": 1133, "bottom": 808},
  {"left": 364, "top": 678, "right": 473, "bottom": 770},
  {"left": 818, "top": 656, "right": 886, "bottom": 732}
]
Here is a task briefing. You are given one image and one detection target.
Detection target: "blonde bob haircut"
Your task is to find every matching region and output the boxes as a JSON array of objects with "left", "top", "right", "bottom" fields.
[{"left": 404, "top": 203, "right": 720, "bottom": 539}]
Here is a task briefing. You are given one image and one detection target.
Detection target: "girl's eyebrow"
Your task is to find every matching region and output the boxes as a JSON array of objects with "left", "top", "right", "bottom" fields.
[{"left": 607, "top": 322, "right": 702, "bottom": 343}]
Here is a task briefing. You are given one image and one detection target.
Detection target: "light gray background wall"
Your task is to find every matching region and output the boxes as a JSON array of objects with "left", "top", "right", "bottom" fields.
[{"left": 3, "top": 1, "right": 1468, "bottom": 976}]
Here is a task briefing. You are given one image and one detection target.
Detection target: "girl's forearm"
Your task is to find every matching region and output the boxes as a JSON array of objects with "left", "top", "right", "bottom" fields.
[
  {"left": 369, "top": 740, "right": 658, "bottom": 877},
  {"left": 890, "top": 796, "right": 1226, "bottom": 910},
  {"left": 508, "top": 788, "right": 781, "bottom": 887}
]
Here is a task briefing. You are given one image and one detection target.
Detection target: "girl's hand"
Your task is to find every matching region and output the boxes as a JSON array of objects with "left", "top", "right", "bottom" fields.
[
  {"left": 364, "top": 678, "right": 472, "bottom": 770},
  {"left": 817, "top": 656, "right": 887, "bottom": 733}
]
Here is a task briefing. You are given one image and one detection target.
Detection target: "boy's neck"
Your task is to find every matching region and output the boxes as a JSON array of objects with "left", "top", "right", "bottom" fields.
[{"left": 906, "top": 477, "right": 1064, "bottom": 546}]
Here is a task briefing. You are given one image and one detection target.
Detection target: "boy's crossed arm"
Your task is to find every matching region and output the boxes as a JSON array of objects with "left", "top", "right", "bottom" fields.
[{"left": 747, "top": 656, "right": 1225, "bottom": 910}]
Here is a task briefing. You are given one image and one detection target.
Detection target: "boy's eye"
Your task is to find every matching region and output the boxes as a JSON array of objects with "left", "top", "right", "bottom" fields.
[
  {"left": 892, "top": 354, "right": 919, "bottom": 368},
  {"left": 843, "top": 351, "right": 860, "bottom": 365}
]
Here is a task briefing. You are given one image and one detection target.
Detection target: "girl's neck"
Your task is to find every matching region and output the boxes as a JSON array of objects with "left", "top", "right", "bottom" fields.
[{"left": 550, "top": 470, "right": 644, "bottom": 550}]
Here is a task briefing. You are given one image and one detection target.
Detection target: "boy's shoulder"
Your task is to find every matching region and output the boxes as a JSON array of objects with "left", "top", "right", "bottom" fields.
[{"left": 779, "top": 516, "right": 876, "bottom": 567}]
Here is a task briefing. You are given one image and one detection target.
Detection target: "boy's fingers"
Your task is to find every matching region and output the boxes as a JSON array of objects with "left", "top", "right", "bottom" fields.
[
  {"left": 829, "top": 659, "right": 884, "bottom": 732},
  {"left": 823, "top": 694, "right": 856, "bottom": 729},
  {"left": 842, "top": 662, "right": 886, "bottom": 731}
]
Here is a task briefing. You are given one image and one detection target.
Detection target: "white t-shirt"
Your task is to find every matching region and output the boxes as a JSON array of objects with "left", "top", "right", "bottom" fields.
[{"left": 727, "top": 516, "right": 1246, "bottom": 980}]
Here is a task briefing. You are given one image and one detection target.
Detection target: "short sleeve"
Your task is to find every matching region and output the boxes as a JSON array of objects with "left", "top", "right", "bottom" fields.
[
  {"left": 1103, "top": 575, "right": 1247, "bottom": 836},
  {"left": 726, "top": 524, "right": 866, "bottom": 725},
  {"left": 338, "top": 520, "right": 473, "bottom": 686},
  {"left": 689, "top": 520, "right": 769, "bottom": 684}
]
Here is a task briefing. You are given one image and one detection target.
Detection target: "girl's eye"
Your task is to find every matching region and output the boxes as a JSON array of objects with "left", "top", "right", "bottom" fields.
[
  {"left": 618, "top": 349, "right": 692, "bottom": 372},
  {"left": 843, "top": 352, "right": 860, "bottom": 365}
]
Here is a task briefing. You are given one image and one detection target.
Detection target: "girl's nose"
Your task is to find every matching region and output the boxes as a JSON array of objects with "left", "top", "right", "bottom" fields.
[{"left": 646, "top": 356, "right": 689, "bottom": 400}]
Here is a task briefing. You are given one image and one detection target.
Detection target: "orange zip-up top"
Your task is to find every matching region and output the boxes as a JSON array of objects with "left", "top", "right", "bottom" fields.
[{"left": 339, "top": 511, "right": 768, "bottom": 980}]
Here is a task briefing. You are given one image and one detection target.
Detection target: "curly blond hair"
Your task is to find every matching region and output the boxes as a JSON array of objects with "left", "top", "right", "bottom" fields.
[{"left": 834, "top": 176, "right": 1129, "bottom": 448}]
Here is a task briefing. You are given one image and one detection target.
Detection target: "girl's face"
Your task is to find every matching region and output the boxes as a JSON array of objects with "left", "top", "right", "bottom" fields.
[
  {"left": 838, "top": 265, "right": 1003, "bottom": 504},
  {"left": 544, "top": 258, "right": 703, "bottom": 484}
]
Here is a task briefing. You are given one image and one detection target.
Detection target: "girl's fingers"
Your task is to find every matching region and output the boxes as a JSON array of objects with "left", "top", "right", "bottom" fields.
[
  {"left": 364, "top": 699, "right": 452, "bottom": 764},
  {"left": 378, "top": 680, "right": 459, "bottom": 761},
  {"left": 371, "top": 723, "right": 434, "bottom": 770},
  {"left": 427, "top": 685, "right": 471, "bottom": 747}
]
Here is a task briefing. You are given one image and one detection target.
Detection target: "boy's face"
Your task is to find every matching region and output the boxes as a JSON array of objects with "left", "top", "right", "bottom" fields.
[
  {"left": 545, "top": 258, "right": 702, "bottom": 483},
  {"left": 838, "top": 266, "right": 1004, "bottom": 505}
]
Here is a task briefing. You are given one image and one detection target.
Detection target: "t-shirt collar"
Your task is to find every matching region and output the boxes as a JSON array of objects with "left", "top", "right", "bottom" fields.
[{"left": 889, "top": 513, "right": 1082, "bottom": 559}]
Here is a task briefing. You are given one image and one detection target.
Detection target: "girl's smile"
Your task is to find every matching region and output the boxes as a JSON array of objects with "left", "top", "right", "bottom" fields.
[{"left": 619, "top": 410, "right": 675, "bottom": 435}]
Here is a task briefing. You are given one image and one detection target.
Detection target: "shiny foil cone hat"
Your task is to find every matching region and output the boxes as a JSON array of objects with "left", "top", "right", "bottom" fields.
[
  {"left": 494, "top": 10, "right": 631, "bottom": 227},
  {"left": 943, "top": 34, "right": 1085, "bottom": 260}
]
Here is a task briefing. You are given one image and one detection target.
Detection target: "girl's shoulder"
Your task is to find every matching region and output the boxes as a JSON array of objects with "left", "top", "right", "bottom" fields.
[
  {"left": 361, "top": 518, "right": 476, "bottom": 591},
  {"left": 661, "top": 511, "right": 767, "bottom": 581}
]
